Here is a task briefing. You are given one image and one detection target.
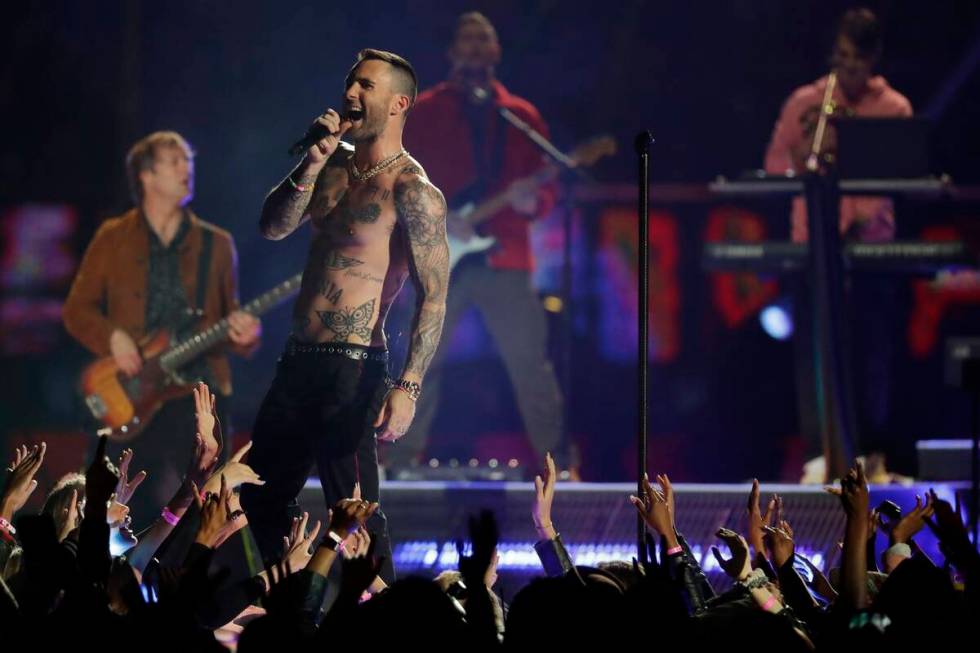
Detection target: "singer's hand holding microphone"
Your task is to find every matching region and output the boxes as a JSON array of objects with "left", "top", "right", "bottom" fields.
[{"left": 289, "top": 108, "right": 358, "bottom": 163}]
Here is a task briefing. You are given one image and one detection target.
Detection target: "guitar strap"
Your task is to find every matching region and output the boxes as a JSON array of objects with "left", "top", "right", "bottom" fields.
[
  {"left": 487, "top": 109, "right": 509, "bottom": 192},
  {"left": 195, "top": 227, "right": 214, "bottom": 313},
  {"left": 459, "top": 95, "right": 509, "bottom": 207}
]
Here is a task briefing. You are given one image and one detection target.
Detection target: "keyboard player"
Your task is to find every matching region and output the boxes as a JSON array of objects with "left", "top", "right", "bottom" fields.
[
  {"left": 764, "top": 7, "right": 912, "bottom": 244},
  {"left": 762, "top": 7, "right": 913, "bottom": 483}
]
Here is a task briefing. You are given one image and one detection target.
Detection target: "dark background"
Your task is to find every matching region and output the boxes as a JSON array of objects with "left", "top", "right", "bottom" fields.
[{"left": 2, "top": 0, "right": 979, "bottom": 482}]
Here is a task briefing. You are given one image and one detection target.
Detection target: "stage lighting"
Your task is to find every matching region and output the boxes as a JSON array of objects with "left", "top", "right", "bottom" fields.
[{"left": 760, "top": 300, "right": 793, "bottom": 340}]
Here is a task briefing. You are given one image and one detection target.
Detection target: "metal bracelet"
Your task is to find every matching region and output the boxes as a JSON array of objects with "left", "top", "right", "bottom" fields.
[{"left": 387, "top": 377, "right": 421, "bottom": 402}]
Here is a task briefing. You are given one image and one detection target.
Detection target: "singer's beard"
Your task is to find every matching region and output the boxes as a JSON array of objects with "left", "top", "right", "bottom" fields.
[{"left": 347, "top": 115, "right": 385, "bottom": 144}]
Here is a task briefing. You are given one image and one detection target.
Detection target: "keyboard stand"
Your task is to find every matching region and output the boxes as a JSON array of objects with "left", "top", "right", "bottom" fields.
[{"left": 711, "top": 175, "right": 951, "bottom": 480}]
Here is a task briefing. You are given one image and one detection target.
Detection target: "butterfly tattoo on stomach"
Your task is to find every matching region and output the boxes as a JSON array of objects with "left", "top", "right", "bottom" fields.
[{"left": 316, "top": 298, "right": 376, "bottom": 343}]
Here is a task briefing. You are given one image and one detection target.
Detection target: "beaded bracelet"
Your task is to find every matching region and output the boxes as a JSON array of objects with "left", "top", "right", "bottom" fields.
[{"left": 286, "top": 175, "right": 315, "bottom": 193}]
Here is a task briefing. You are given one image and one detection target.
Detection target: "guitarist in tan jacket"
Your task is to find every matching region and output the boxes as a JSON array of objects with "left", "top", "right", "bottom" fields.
[{"left": 63, "top": 130, "right": 260, "bottom": 521}]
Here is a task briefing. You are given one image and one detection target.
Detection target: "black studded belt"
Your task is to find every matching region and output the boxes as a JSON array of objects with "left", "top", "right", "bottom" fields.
[{"left": 284, "top": 338, "right": 388, "bottom": 363}]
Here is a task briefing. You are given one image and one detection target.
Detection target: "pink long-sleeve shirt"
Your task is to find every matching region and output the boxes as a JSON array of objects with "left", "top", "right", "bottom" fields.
[{"left": 764, "top": 74, "right": 912, "bottom": 242}]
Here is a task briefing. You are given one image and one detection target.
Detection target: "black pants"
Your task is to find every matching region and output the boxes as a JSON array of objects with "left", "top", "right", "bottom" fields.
[
  {"left": 394, "top": 257, "right": 565, "bottom": 471},
  {"left": 240, "top": 340, "right": 394, "bottom": 582}
]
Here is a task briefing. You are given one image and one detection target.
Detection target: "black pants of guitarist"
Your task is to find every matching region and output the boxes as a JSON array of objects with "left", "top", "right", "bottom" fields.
[
  {"left": 107, "top": 394, "right": 231, "bottom": 528},
  {"left": 240, "top": 341, "right": 394, "bottom": 583}
]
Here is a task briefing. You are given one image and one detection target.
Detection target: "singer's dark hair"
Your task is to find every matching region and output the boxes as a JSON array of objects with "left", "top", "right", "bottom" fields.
[
  {"left": 836, "top": 7, "right": 883, "bottom": 61},
  {"left": 349, "top": 49, "right": 418, "bottom": 114},
  {"left": 125, "top": 131, "right": 194, "bottom": 205}
]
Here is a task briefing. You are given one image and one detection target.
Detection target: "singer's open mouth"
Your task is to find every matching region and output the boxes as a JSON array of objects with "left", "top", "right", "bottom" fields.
[{"left": 347, "top": 109, "right": 364, "bottom": 122}]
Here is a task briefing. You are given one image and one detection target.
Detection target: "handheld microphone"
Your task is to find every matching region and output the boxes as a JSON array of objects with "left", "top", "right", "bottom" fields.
[{"left": 288, "top": 109, "right": 363, "bottom": 156}]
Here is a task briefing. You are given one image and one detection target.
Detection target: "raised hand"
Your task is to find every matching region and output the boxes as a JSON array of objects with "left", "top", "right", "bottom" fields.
[
  {"left": 185, "top": 434, "right": 219, "bottom": 489},
  {"left": 657, "top": 473, "right": 675, "bottom": 520},
  {"left": 340, "top": 526, "right": 371, "bottom": 560},
  {"left": 8, "top": 445, "right": 31, "bottom": 470},
  {"left": 193, "top": 383, "right": 221, "bottom": 465},
  {"left": 925, "top": 489, "right": 972, "bottom": 557},
  {"left": 107, "top": 500, "right": 131, "bottom": 528},
  {"left": 192, "top": 474, "right": 240, "bottom": 548},
  {"left": 629, "top": 473, "right": 676, "bottom": 543},
  {"left": 2, "top": 442, "right": 46, "bottom": 521},
  {"left": 114, "top": 448, "right": 147, "bottom": 507},
  {"left": 484, "top": 549, "right": 500, "bottom": 589},
  {"left": 57, "top": 488, "right": 82, "bottom": 542},
  {"left": 746, "top": 479, "right": 776, "bottom": 556},
  {"left": 304, "top": 109, "right": 352, "bottom": 164},
  {"left": 532, "top": 452, "right": 557, "bottom": 539},
  {"left": 327, "top": 491, "right": 379, "bottom": 540},
  {"left": 712, "top": 527, "right": 752, "bottom": 580},
  {"left": 833, "top": 460, "right": 872, "bottom": 611},
  {"left": 202, "top": 441, "right": 264, "bottom": 494},
  {"left": 764, "top": 520, "right": 795, "bottom": 568},
  {"left": 459, "top": 510, "right": 499, "bottom": 587},
  {"left": 281, "top": 511, "right": 321, "bottom": 571},
  {"left": 867, "top": 508, "right": 881, "bottom": 542},
  {"left": 890, "top": 493, "right": 935, "bottom": 544},
  {"left": 827, "top": 460, "right": 870, "bottom": 519}
]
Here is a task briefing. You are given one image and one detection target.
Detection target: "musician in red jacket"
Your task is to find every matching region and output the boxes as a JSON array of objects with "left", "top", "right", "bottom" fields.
[
  {"left": 397, "top": 12, "right": 567, "bottom": 477},
  {"left": 63, "top": 131, "right": 260, "bottom": 521}
]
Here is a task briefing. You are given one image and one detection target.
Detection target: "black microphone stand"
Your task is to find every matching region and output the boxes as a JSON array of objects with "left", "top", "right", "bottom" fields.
[{"left": 634, "top": 131, "right": 655, "bottom": 562}]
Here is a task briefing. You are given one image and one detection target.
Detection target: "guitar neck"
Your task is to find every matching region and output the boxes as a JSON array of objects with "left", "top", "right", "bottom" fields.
[
  {"left": 459, "top": 135, "right": 616, "bottom": 227},
  {"left": 464, "top": 166, "right": 558, "bottom": 227},
  {"left": 161, "top": 273, "right": 303, "bottom": 371}
]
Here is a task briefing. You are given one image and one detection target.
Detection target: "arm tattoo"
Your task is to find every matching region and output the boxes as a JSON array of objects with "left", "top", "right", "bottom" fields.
[
  {"left": 316, "top": 298, "right": 375, "bottom": 343},
  {"left": 260, "top": 161, "right": 348, "bottom": 240},
  {"left": 394, "top": 173, "right": 449, "bottom": 380},
  {"left": 260, "top": 178, "right": 315, "bottom": 240}
]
